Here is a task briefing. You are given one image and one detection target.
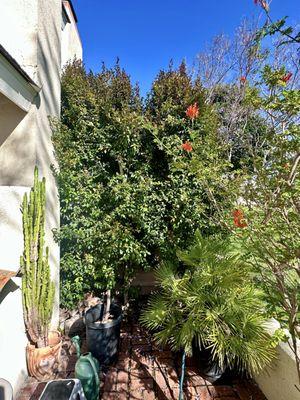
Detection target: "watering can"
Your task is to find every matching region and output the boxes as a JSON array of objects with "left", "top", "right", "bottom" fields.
[{"left": 72, "top": 336, "right": 100, "bottom": 400}]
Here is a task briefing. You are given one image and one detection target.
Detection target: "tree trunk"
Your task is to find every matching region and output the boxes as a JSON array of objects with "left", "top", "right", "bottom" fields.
[{"left": 103, "top": 289, "right": 111, "bottom": 323}]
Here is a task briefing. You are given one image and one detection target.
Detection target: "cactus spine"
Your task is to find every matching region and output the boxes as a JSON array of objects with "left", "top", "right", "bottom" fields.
[{"left": 21, "top": 167, "right": 55, "bottom": 348}]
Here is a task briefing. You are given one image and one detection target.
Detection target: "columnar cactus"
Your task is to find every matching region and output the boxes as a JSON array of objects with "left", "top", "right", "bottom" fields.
[{"left": 21, "top": 167, "right": 55, "bottom": 348}]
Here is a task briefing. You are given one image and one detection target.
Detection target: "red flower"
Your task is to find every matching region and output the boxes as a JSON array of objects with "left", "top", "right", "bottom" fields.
[
  {"left": 233, "top": 209, "right": 247, "bottom": 228},
  {"left": 240, "top": 76, "right": 247, "bottom": 84},
  {"left": 186, "top": 103, "right": 199, "bottom": 120},
  {"left": 181, "top": 142, "right": 193, "bottom": 152},
  {"left": 282, "top": 72, "right": 293, "bottom": 83}
]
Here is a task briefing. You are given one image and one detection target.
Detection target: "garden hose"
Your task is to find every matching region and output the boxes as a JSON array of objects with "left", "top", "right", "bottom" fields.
[{"left": 179, "top": 351, "right": 186, "bottom": 400}]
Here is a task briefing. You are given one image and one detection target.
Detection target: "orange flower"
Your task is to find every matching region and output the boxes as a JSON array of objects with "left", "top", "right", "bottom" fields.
[
  {"left": 186, "top": 103, "right": 199, "bottom": 120},
  {"left": 181, "top": 142, "right": 193, "bottom": 152},
  {"left": 240, "top": 76, "right": 247, "bottom": 84},
  {"left": 282, "top": 72, "right": 293, "bottom": 83},
  {"left": 233, "top": 209, "right": 247, "bottom": 228}
]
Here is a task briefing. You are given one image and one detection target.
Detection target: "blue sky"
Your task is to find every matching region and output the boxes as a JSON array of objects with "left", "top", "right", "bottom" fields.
[{"left": 72, "top": 0, "right": 299, "bottom": 96}]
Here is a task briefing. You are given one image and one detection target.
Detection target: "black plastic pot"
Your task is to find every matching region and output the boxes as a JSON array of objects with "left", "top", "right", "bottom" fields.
[
  {"left": 85, "top": 303, "right": 122, "bottom": 365},
  {"left": 192, "top": 342, "right": 225, "bottom": 383}
]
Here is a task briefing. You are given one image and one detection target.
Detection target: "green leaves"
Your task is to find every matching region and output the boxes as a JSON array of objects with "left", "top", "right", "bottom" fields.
[
  {"left": 141, "top": 233, "right": 276, "bottom": 375},
  {"left": 54, "top": 61, "right": 232, "bottom": 308}
]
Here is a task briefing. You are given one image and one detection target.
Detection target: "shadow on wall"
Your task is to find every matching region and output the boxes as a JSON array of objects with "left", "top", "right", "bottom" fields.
[
  {"left": 0, "top": 95, "right": 36, "bottom": 186},
  {"left": 0, "top": 94, "right": 27, "bottom": 147},
  {"left": 36, "top": 13, "right": 61, "bottom": 179},
  {"left": 34, "top": 3, "right": 61, "bottom": 325}
]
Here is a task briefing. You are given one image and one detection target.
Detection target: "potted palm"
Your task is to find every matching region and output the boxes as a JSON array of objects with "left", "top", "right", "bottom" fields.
[
  {"left": 141, "top": 231, "right": 277, "bottom": 391},
  {"left": 21, "top": 167, "right": 61, "bottom": 381}
]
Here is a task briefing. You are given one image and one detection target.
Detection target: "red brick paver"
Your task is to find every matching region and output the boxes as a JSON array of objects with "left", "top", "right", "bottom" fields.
[
  {"left": 99, "top": 323, "right": 267, "bottom": 400},
  {"left": 16, "top": 321, "right": 267, "bottom": 400}
]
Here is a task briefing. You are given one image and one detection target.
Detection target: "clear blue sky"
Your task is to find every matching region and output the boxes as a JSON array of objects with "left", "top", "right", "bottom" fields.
[{"left": 72, "top": 0, "right": 299, "bottom": 96}]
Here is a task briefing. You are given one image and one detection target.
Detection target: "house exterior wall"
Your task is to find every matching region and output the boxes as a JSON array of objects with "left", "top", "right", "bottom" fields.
[
  {"left": 0, "top": 0, "right": 82, "bottom": 395},
  {"left": 61, "top": 1, "right": 82, "bottom": 68},
  {"left": 0, "top": 187, "right": 30, "bottom": 391},
  {"left": 36, "top": 0, "right": 61, "bottom": 327},
  {"left": 0, "top": 98, "right": 36, "bottom": 186},
  {"left": 255, "top": 320, "right": 300, "bottom": 400},
  {"left": 0, "top": 0, "right": 38, "bottom": 81}
]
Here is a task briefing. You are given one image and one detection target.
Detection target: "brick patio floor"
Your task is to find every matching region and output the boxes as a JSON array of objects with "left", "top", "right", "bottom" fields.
[{"left": 16, "top": 320, "right": 267, "bottom": 400}]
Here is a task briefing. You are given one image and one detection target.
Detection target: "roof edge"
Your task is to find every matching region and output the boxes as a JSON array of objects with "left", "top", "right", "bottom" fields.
[
  {"left": 0, "top": 44, "right": 40, "bottom": 91},
  {"left": 65, "top": 0, "right": 78, "bottom": 23}
]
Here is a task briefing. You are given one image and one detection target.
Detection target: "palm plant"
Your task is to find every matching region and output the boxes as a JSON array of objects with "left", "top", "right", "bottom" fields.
[{"left": 141, "top": 231, "right": 276, "bottom": 377}]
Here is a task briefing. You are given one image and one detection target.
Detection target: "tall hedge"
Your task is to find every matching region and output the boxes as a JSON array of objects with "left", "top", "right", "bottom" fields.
[{"left": 53, "top": 61, "right": 234, "bottom": 308}]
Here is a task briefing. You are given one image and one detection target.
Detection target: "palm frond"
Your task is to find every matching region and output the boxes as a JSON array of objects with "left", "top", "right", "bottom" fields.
[{"left": 140, "top": 232, "right": 276, "bottom": 376}]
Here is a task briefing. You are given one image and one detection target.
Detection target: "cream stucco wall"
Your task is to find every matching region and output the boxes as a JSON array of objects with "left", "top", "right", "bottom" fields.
[
  {"left": 0, "top": 0, "right": 80, "bottom": 395},
  {"left": 0, "top": 96, "right": 36, "bottom": 187},
  {"left": 0, "top": 0, "right": 38, "bottom": 81},
  {"left": 255, "top": 320, "right": 300, "bottom": 400},
  {"left": 0, "top": 187, "right": 30, "bottom": 391},
  {"left": 36, "top": 0, "right": 62, "bottom": 327},
  {"left": 61, "top": 2, "right": 83, "bottom": 68}
]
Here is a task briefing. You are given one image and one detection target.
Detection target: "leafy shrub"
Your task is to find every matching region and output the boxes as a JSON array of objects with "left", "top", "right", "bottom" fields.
[{"left": 53, "top": 61, "right": 233, "bottom": 308}]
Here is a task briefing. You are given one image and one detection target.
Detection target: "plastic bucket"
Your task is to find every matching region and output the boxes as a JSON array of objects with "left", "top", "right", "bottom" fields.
[{"left": 85, "top": 303, "right": 122, "bottom": 365}]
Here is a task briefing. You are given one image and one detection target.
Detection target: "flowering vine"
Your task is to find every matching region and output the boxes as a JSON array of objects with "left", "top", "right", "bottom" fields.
[
  {"left": 281, "top": 72, "right": 293, "bottom": 83},
  {"left": 186, "top": 103, "right": 199, "bottom": 121},
  {"left": 181, "top": 142, "right": 193, "bottom": 152},
  {"left": 233, "top": 209, "right": 247, "bottom": 228}
]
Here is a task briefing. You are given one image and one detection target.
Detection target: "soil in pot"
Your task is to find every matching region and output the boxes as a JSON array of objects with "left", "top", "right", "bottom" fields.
[
  {"left": 85, "top": 303, "right": 122, "bottom": 365},
  {"left": 26, "top": 331, "right": 62, "bottom": 381}
]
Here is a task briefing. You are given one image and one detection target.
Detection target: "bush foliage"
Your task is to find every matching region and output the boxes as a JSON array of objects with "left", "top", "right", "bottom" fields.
[
  {"left": 53, "top": 61, "right": 237, "bottom": 308},
  {"left": 53, "top": 4, "right": 299, "bottom": 383}
]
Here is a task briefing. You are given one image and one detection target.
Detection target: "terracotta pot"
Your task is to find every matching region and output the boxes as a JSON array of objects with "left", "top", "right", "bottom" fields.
[{"left": 26, "top": 331, "right": 62, "bottom": 381}]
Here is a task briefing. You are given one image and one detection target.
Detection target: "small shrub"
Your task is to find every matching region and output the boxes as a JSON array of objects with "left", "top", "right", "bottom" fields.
[{"left": 141, "top": 231, "right": 277, "bottom": 376}]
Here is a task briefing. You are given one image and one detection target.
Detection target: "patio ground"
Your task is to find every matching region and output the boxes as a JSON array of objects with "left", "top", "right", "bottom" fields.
[{"left": 17, "top": 316, "right": 267, "bottom": 400}]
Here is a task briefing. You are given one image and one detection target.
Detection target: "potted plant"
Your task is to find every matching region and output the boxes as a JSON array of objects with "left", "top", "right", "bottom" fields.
[
  {"left": 85, "top": 289, "right": 122, "bottom": 365},
  {"left": 21, "top": 167, "right": 61, "bottom": 381},
  {"left": 141, "top": 231, "right": 278, "bottom": 391}
]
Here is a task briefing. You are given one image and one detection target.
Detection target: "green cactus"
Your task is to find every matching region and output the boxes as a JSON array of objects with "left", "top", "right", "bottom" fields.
[{"left": 20, "top": 167, "right": 55, "bottom": 348}]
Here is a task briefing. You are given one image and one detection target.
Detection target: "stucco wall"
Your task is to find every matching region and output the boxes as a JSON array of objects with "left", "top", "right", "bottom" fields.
[
  {"left": 61, "top": 2, "right": 83, "bottom": 68},
  {"left": 36, "top": 0, "right": 61, "bottom": 326},
  {"left": 0, "top": 0, "right": 38, "bottom": 81},
  {"left": 0, "top": 187, "right": 30, "bottom": 270},
  {"left": 0, "top": 187, "right": 30, "bottom": 394},
  {"left": 0, "top": 0, "right": 82, "bottom": 393},
  {"left": 0, "top": 96, "right": 36, "bottom": 186},
  {"left": 0, "top": 0, "right": 62, "bottom": 394},
  {"left": 255, "top": 320, "right": 300, "bottom": 400},
  {"left": 0, "top": 279, "right": 28, "bottom": 393}
]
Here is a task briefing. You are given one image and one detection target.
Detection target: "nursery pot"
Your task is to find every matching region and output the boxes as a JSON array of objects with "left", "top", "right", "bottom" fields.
[
  {"left": 26, "top": 330, "right": 62, "bottom": 381},
  {"left": 85, "top": 303, "right": 122, "bottom": 365},
  {"left": 192, "top": 342, "right": 225, "bottom": 383}
]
